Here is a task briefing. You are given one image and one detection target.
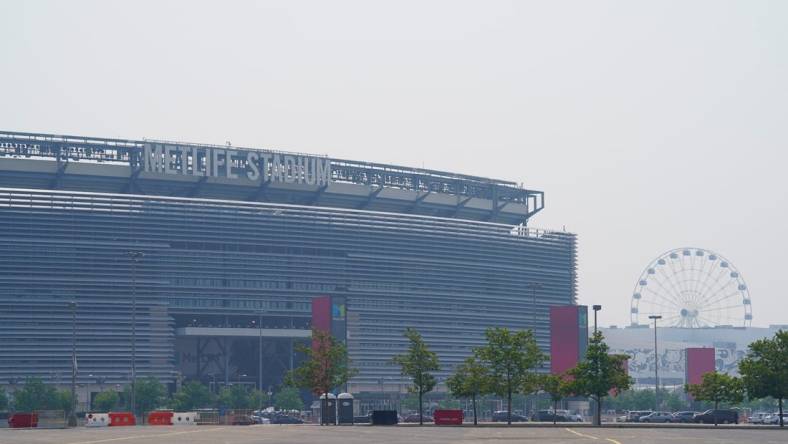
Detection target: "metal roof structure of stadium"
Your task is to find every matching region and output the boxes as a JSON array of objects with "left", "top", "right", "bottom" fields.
[{"left": 0, "top": 130, "right": 543, "bottom": 225}]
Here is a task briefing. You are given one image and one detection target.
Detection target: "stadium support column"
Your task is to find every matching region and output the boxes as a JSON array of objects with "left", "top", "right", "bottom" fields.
[
  {"left": 68, "top": 301, "right": 77, "bottom": 427},
  {"left": 649, "top": 315, "right": 662, "bottom": 411},
  {"left": 127, "top": 251, "right": 144, "bottom": 419}
]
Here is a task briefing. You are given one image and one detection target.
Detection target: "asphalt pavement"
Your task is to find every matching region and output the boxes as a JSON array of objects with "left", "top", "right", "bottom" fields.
[{"left": 1, "top": 424, "right": 787, "bottom": 444}]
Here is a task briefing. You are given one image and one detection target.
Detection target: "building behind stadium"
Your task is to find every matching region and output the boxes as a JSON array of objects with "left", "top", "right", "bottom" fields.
[{"left": 0, "top": 131, "right": 577, "bottom": 408}]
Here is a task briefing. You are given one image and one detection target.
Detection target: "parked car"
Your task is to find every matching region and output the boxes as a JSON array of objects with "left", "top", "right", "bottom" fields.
[
  {"left": 270, "top": 414, "right": 304, "bottom": 424},
  {"left": 693, "top": 409, "right": 738, "bottom": 424},
  {"left": 492, "top": 411, "right": 528, "bottom": 422},
  {"left": 764, "top": 413, "right": 787, "bottom": 425},
  {"left": 556, "top": 410, "right": 583, "bottom": 422},
  {"left": 531, "top": 410, "right": 565, "bottom": 422},
  {"left": 640, "top": 411, "right": 673, "bottom": 423},
  {"left": 403, "top": 413, "right": 433, "bottom": 423},
  {"left": 748, "top": 412, "right": 769, "bottom": 424},
  {"left": 626, "top": 410, "right": 653, "bottom": 422},
  {"left": 670, "top": 411, "right": 696, "bottom": 423},
  {"left": 353, "top": 413, "right": 372, "bottom": 424}
]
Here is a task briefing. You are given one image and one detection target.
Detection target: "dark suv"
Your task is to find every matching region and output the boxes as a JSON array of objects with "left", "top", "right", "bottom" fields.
[
  {"left": 693, "top": 409, "right": 738, "bottom": 424},
  {"left": 492, "top": 411, "right": 528, "bottom": 422}
]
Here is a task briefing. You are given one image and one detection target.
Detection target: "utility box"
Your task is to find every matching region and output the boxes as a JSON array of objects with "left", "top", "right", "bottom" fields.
[
  {"left": 337, "top": 393, "right": 354, "bottom": 425},
  {"left": 320, "top": 393, "right": 337, "bottom": 425}
]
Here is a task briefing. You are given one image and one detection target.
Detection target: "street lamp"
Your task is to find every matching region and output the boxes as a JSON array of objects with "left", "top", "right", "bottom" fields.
[
  {"left": 591, "top": 304, "right": 602, "bottom": 426},
  {"left": 649, "top": 315, "right": 662, "bottom": 411},
  {"left": 526, "top": 283, "right": 543, "bottom": 333},
  {"left": 127, "top": 251, "right": 144, "bottom": 418},
  {"left": 68, "top": 301, "right": 78, "bottom": 427},
  {"left": 592, "top": 305, "right": 602, "bottom": 333},
  {"left": 87, "top": 373, "right": 93, "bottom": 412}
]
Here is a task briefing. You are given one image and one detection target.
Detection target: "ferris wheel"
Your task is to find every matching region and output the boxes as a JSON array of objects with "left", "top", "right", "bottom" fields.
[{"left": 631, "top": 248, "right": 752, "bottom": 328}]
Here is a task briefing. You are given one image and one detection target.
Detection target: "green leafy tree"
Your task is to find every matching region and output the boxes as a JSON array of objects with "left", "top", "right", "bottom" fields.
[
  {"left": 0, "top": 387, "right": 8, "bottom": 411},
  {"left": 124, "top": 377, "right": 167, "bottom": 419},
  {"left": 218, "top": 384, "right": 253, "bottom": 409},
  {"left": 273, "top": 386, "right": 304, "bottom": 411},
  {"left": 12, "top": 378, "right": 59, "bottom": 411},
  {"left": 446, "top": 355, "right": 489, "bottom": 425},
  {"left": 540, "top": 374, "right": 571, "bottom": 424},
  {"left": 250, "top": 390, "right": 270, "bottom": 411},
  {"left": 93, "top": 390, "right": 120, "bottom": 412},
  {"left": 392, "top": 328, "right": 440, "bottom": 425},
  {"left": 171, "top": 381, "right": 214, "bottom": 411},
  {"left": 55, "top": 390, "right": 75, "bottom": 413},
  {"left": 475, "top": 327, "right": 544, "bottom": 425},
  {"left": 738, "top": 330, "right": 788, "bottom": 427},
  {"left": 685, "top": 371, "right": 744, "bottom": 426},
  {"left": 565, "top": 331, "right": 632, "bottom": 426},
  {"left": 286, "top": 329, "right": 357, "bottom": 425}
]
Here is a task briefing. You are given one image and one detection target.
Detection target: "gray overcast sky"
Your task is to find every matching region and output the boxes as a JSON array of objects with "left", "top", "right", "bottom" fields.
[{"left": 2, "top": 1, "right": 786, "bottom": 328}]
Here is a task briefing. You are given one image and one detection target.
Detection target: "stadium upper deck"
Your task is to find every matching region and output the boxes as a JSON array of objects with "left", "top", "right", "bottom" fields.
[{"left": 0, "top": 130, "right": 543, "bottom": 225}]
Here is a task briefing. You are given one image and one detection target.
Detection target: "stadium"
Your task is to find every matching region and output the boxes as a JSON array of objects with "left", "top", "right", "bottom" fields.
[{"left": 0, "top": 130, "right": 577, "bottom": 408}]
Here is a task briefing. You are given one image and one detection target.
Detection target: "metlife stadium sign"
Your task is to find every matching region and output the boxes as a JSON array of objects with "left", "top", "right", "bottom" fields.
[{"left": 142, "top": 143, "right": 332, "bottom": 186}]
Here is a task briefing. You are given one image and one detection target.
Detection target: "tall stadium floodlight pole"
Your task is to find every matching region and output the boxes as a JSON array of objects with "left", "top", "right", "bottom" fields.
[
  {"left": 525, "top": 283, "right": 542, "bottom": 333},
  {"left": 68, "top": 301, "right": 77, "bottom": 427},
  {"left": 649, "top": 315, "right": 662, "bottom": 411},
  {"left": 257, "top": 309, "right": 265, "bottom": 394},
  {"left": 591, "top": 304, "right": 601, "bottom": 426},
  {"left": 127, "top": 251, "right": 144, "bottom": 418}
]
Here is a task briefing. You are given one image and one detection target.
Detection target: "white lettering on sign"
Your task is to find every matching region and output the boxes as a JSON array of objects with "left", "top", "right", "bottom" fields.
[{"left": 142, "top": 144, "right": 332, "bottom": 186}]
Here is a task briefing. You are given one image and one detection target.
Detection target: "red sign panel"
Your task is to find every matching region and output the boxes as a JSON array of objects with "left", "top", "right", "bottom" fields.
[
  {"left": 550, "top": 306, "right": 581, "bottom": 374},
  {"left": 685, "top": 347, "right": 715, "bottom": 386}
]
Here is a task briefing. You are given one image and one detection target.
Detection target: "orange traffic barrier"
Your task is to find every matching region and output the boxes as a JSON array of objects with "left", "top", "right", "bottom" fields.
[
  {"left": 109, "top": 412, "right": 136, "bottom": 426},
  {"left": 147, "top": 411, "right": 173, "bottom": 426}
]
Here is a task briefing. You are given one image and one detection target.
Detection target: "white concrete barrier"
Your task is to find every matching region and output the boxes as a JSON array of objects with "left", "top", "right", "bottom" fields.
[
  {"left": 85, "top": 413, "right": 109, "bottom": 427},
  {"left": 173, "top": 412, "right": 197, "bottom": 425}
]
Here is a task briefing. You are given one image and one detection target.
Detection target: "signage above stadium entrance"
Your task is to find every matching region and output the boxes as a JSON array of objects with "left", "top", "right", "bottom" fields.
[{"left": 142, "top": 143, "right": 332, "bottom": 186}]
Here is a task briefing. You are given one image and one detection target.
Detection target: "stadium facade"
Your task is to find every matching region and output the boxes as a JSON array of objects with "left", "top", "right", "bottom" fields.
[{"left": 0, "top": 131, "right": 577, "bottom": 400}]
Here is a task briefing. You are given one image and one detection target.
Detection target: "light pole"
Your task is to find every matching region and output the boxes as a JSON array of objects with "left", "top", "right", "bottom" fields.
[
  {"left": 592, "top": 305, "right": 601, "bottom": 333},
  {"left": 127, "top": 251, "right": 144, "bottom": 418},
  {"left": 257, "top": 309, "right": 265, "bottom": 392},
  {"left": 68, "top": 301, "right": 78, "bottom": 426},
  {"left": 526, "top": 283, "right": 543, "bottom": 333},
  {"left": 649, "top": 315, "right": 662, "bottom": 411},
  {"left": 87, "top": 373, "right": 93, "bottom": 412},
  {"left": 591, "top": 304, "right": 601, "bottom": 426}
]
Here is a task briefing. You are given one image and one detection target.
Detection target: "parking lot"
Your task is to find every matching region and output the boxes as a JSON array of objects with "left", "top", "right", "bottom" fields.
[{"left": 1, "top": 424, "right": 787, "bottom": 444}]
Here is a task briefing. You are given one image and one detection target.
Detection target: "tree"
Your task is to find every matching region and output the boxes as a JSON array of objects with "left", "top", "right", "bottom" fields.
[
  {"left": 739, "top": 330, "right": 788, "bottom": 427},
  {"left": 171, "top": 381, "right": 214, "bottom": 411},
  {"left": 0, "top": 387, "right": 8, "bottom": 411},
  {"left": 93, "top": 390, "right": 120, "bottom": 412},
  {"left": 273, "top": 386, "right": 304, "bottom": 411},
  {"left": 685, "top": 371, "right": 744, "bottom": 426},
  {"left": 540, "top": 374, "right": 570, "bottom": 424},
  {"left": 446, "top": 355, "right": 489, "bottom": 425},
  {"left": 250, "top": 390, "right": 270, "bottom": 411},
  {"left": 286, "top": 329, "right": 357, "bottom": 425},
  {"left": 218, "top": 384, "right": 253, "bottom": 409},
  {"left": 12, "top": 378, "right": 59, "bottom": 411},
  {"left": 124, "top": 377, "right": 166, "bottom": 419},
  {"left": 475, "top": 327, "right": 544, "bottom": 425},
  {"left": 565, "top": 331, "right": 631, "bottom": 426},
  {"left": 392, "top": 328, "right": 440, "bottom": 425}
]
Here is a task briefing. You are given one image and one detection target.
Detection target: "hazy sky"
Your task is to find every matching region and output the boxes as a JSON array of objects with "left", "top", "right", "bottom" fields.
[{"left": 2, "top": 1, "right": 786, "bottom": 328}]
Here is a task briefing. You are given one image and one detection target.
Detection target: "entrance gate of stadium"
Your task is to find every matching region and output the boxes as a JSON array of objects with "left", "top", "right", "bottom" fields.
[{"left": 175, "top": 327, "right": 310, "bottom": 389}]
